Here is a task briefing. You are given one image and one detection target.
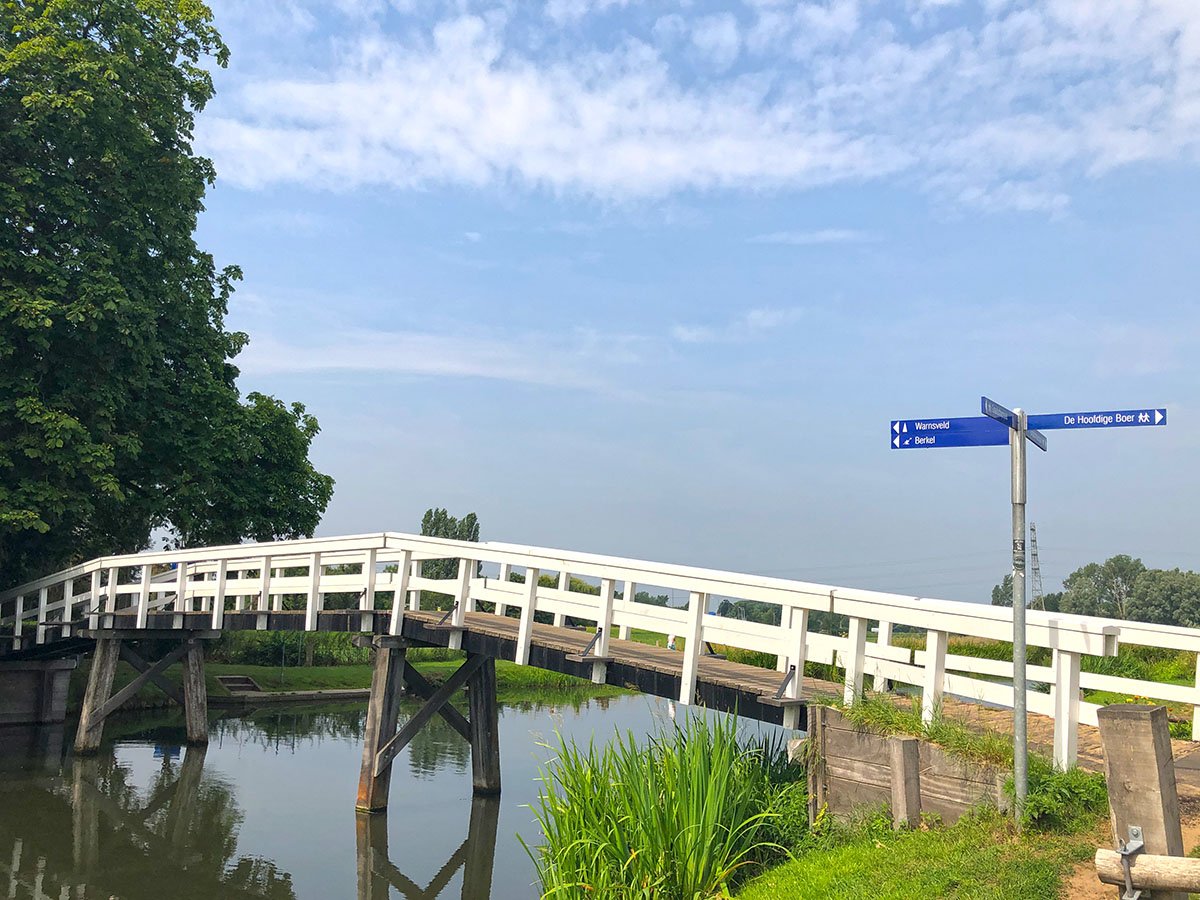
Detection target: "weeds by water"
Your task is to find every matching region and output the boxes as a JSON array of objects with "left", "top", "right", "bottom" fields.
[{"left": 522, "top": 713, "right": 803, "bottom": 899}]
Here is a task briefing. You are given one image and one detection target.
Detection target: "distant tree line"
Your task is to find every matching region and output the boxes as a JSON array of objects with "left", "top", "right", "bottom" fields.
[{"left": 991, "top": 554, "right": 1200, "bottom": 627}]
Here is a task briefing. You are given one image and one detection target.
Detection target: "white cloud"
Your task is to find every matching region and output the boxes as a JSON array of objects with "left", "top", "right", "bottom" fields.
[
  {"left": 240, "top": 328, "right": 612, "bottom": 389},
  {"left": 672, "top": 306, "right": 805, "bottom": 343},
  {"left": 691, "top": 14, "right": 741, "bottom": 71},
  {"left": 748, "top": 228, "right": 874, "bottom": 245},
  {"left": 463, "top": 231, "right": 482, "bottom": 242},
  {"left": 201, "top": 1, "right": 1200, "bottom": 212}
]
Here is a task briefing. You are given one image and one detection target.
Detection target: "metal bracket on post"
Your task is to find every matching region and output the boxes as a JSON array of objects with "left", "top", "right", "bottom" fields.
[
  {"left": 757, "top": 665, "right": 803, "bottom": 708},
  {"left": 437, "top": 601, "right": 458, "bottom": 626},
  {"left": 1118, "top": 825, "right": 1145, "bottom": 900},
  {"left": 701, "top": 641, "right": 726, "bottom": 659},
  {"left": 566, "top": 628, "right": 612, "bottom": 663}
]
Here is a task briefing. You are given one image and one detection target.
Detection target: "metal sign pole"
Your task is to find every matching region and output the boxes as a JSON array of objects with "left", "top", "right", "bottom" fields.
[{"left": 1011, "top": 408, "right": 1029, "bottom": 821}]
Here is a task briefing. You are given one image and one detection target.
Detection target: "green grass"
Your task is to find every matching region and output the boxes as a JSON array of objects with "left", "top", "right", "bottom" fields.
[{"left": 735, "top": 810, "right": 1096, "bottom": 900}]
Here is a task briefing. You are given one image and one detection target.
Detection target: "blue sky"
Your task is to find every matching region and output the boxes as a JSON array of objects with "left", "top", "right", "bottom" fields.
[{"left": 193, "top": 0, "right": 1200, "bottom": 603}]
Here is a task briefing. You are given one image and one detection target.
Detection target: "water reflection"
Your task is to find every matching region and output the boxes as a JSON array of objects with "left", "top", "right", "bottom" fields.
[
  {"left": 356, "top": 799, "right": 499, "bottom": 900},
  {"left": 0, "top": 732, "right": 295, "bottom": 899},
  {"left": 1, "top": 693, "right": 697, "bottom": 899}
]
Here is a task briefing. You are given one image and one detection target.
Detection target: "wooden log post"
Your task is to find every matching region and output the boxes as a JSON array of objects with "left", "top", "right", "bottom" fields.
[
  {"left": 74, "top": 638, "right": 120, "bottom": 754},
  {"left": 468, "top": 656, "right": 501, "bottom": 795},
  {"left": 181, "top": 640, "right": 209, "bottom": 745},
  {"left": 357, "top": 641, "right": 408, "bottom": 812},
  {"left": 1097, "top": 704, "right": 1186, "bottom": 900},
  {"left": 1095, "top": 849, "right": 1200, "bottom": 892},
  {"left": 889, "top": 735, "right": 922, "bottom": 829}
]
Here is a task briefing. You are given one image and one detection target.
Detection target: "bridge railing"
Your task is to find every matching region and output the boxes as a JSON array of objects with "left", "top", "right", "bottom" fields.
[{"left": 4, "top": 531, "right": 1200, "bottom": 767}]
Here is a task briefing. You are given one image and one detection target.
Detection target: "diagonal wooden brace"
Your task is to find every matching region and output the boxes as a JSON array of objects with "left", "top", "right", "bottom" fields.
[
  {"left": 119, "top": 643, "right": 187, "bottom": 708},
  {"left": 94, "top": 641, "right": 193, "bottom": 721},
  {"left": 373, "top": 654, "right": 484, "bottom": 777},
  {"left": 401, "top": 664, "right": 472, "bottom": 743}
]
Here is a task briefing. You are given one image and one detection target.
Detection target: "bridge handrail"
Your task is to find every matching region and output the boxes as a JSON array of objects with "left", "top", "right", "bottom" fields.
[{"left": 3, "top": 530, "right": 1200, "bottom": 769}]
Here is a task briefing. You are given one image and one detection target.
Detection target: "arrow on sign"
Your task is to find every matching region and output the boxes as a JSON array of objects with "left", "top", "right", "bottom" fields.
[{"left": 1026, "top": 408, "right": 1167, "bottom": 431}]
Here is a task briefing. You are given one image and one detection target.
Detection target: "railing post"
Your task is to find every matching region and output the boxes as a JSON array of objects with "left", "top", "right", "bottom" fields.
[
  {"left": 553, "top": 571, "right": 568, "bottom": 628},
  {"left": 783, "top": 606, "right": 809, "bottom": 730},
  {"left": 591, "top": 579, "right": 615, "bottom": 685},
  {"left": 843, "top": 616, "right": 868, "bottom": 705},
  {"left": 63, "top": 578, "right": 76, "bottom": 637},
  {"left": 36, "top": 587, "right": 49, "bottom": 645},
  {"left": 304, "top": 553, "right": 322, "bottom": 631},
  {"left": 497, "top": 563, "right": 512, "bottom": 616},
  {"left": 88, "top": 570, "right": 101, "bottom": 630},
  {"left": 174, "top": 562, "right": 188, "bottom": 629},
  {"left": 210, "top": 560, "right": 229, "bottom": 630},
  {"left": 1192, "top": 652, "right": 1200, "bottom": 742},
  {"left": 408, "top": 559, "right": 422, "bottom": 611},
  {"left": 256, "top": 556, "right": 271, "bottom": 630},
  {"left": 135, "top": 565, "right": 152, "bottom": 629},
  {"left": 104, "top": 567, "right": 119, "bottom": 620},
  {"left": 360, "top": 548, "right": 378, "bottom": 631},
  {"left": 12, "top": 595, "right": 22, "bottom": 650},
  {"left": 922, "top": 629, "right": 948, "bottom": 724},
  {"left": 619, "top": 580, "right": 635, "bottom": 640},
  {"left": 515, "top": 568, "right": 539, "bottom": 666},
  {"left": 1052, "top": 648, "right": 1081, "bottom": 768},
  {"left": 449, "top": 558, "right": 471, "bottom": 651},
  {"left": 389, "top": 550, "right": 411, "bottom": 637},
  {"left": 678, "top": 592, "right": 707, "bottom": 706},
  {"left": 874, "top": 621, "right": 893, "bottom": 692}
]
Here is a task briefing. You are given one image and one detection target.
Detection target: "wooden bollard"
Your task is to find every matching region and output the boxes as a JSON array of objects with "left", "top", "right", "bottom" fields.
[{"left": 1096, "top": 704, "right": 1186, "bottom": 900}]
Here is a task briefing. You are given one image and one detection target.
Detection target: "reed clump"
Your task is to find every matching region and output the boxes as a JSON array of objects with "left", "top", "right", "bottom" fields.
[{"left": 523, "top": 714, "right": 804, "bottom": 899}]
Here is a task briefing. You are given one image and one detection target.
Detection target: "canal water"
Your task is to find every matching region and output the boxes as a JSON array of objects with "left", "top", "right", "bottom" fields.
[{"left": 0, "top": 692, "right": 777, "bottom": 899}]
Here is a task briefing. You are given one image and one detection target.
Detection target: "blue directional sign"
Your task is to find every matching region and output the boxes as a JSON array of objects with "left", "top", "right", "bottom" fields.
[
  {"left": 890, "top": 417, "right": 1009, "bottom": 449},
  {"left": 1027, "top": 408, "right": 1166, "bottom": 430},
  {"left": 981, "top": 395, "right": 1048, "bottom": 451}
]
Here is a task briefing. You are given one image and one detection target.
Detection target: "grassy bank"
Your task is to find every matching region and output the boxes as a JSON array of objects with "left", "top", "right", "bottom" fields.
[
  {"left": 735, "top": 810, "right": 1099, "bottom": 900},
  {"left": 67, "top": 653, "right": 626, "bottom": 713}
]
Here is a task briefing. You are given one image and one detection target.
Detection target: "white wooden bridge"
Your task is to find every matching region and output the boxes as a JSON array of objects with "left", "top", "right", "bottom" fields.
[{"left": 3, "top": 531, "right": 1200, "bottom": 802}]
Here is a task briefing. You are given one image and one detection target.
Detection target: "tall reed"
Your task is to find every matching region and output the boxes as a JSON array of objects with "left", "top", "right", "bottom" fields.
[{"left": 523, "top": 714, "right": 796, "bottom": 899}]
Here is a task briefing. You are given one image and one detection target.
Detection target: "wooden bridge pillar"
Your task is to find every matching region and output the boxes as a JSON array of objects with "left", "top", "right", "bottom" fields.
[
  {"left": 74, "top": 630, "right": 216, "bottom": 755},
  {"left": 357, "top": 640, "right": 408, "bottom": 812},
  {"left": 356, "top": 638, "right": 502, "bottom": 812}
]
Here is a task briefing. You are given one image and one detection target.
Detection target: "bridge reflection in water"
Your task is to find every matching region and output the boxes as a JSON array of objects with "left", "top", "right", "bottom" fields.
[{"left": 0, "top": 713, "right": 504, "bottom": 900}]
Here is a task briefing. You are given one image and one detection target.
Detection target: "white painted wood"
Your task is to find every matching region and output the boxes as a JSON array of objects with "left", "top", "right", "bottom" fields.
[
  {"left": 619, "top": 580, "right": 635, "bottom": 639},
  {"left": 678, "top": 592, "right": 707, "bottom": 706},
  {"left": 360, "top": 548, "right": 378, "bottom": 631},
  {"left": 497, "top": 563, "right": 512, "bottom": 615},
  {"left": 210, "top": 560, "right": 229, "bottom": 630},
  {"left": 104, "top": 567, "right": 119, "bottom": 617},
  {"left": 449, "top": 558, "right": 471, "bottom": 651},
  {"left": 843, "top": 616, "right": 868, "bottom": 704},
  {"left": 88, "top": 570, "right": 101, "bottom": 630},
  {"left": 35, "top": 587, "right": 49, "bottom": 645},
  {"left": 515, "top": 568, "right": 540, "bottom": 666},
  {"left": 389, "top": 550, "right": 412, "bottom": 637},
  {"left": 408, "top": 559, "right": 423, "bottom": 611},
  {"left": 1193, "top": 653, "right": 1200, "bottom": 742},
  {"left": 256, "top": 556, "right": 271, "bottom": 630},
  {"left": 874, "top": 621, "right": 893, "bottom": 691},
  {"left": 783, "top": 606, "right": 809, "bottom": 729},
  {"left": 12, "top": 596, "right": 22, "bottom": 649},
  {"left": 554, "top": 570, "right": 569, "bottom": 628},
  {"left": 135, "top": 566, "right": 152, "bottom": 629},
  {"left": 922, "top": 629, "right": 948, "bottom": 724},
  {"left": 1052, "top": 649, "right": 1081, "bottom": 767},
  {"left": 304, "top": 553, "right": 322, "bottom": 631},
  {"left": 592, "top": 578, "right": 616, "bottom": 685}
]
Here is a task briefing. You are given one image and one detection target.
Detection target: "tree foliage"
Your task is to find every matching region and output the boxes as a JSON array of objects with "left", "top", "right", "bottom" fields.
[
  {"left": 1059, "top": 555, "right": 1146, "bottom": 619},
  {"left": 0, "top": 0, "right": 332, "bottom": 583},
  {"left": 990, "top": 574, "right": 1014, "bottom": 607}
]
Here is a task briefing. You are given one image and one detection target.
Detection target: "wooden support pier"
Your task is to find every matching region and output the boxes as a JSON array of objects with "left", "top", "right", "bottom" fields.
[
  {"left": 73, "top": 629, "right": 218, "bottom": 754},
  {"left": 356, "top": 637, "right": 502, "bottom": 812}
]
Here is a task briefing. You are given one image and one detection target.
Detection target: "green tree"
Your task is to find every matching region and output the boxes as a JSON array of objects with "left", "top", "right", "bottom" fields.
[
  {"left": 990, "top": 574, "right": 1014, "bottom": 607},
  {"left": 1127, "top": 568, "right": 1200, "bottom": 627},
  {"left": 1059, "top": 555, "right": 1146, "bottom": 619},
  {"left": 0, "top": 0, "right": 332, "bottom": 583},
  {"left": 418, "top": 507, "right": 480, "bottom": 609}
]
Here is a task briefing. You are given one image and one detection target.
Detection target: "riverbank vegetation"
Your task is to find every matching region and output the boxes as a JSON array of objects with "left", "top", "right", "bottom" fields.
[{"left": 523, "top": 714, "right": 805, "bottom": 898}]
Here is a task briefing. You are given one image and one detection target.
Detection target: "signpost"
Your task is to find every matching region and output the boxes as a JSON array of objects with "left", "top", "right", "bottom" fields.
[{"left": 889, "top": 396, "right": 1168, "bottom": 824}]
